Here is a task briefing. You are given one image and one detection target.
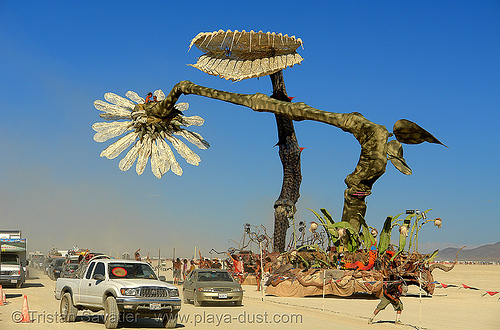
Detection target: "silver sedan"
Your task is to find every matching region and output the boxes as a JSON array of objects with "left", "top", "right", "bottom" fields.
[{"left": 182, "top": 269, "right": 243, "bottom": 306}]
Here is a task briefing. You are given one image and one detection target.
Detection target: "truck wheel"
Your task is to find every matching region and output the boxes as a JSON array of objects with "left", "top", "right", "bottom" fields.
[
  {"left": 234, "top": 299, "right": 243, "bottom": 306},
  {"left": 104, "top": 296, "right": 119, "bottom": 329},
  {"left": 193, "top": 292, "right": 202, "bottom": 306},
  {"left": 162, "top": 311, "right": 178, "bottom": 329},
  {"left": 60, "top": 292, "right": 78, "bottom": 322}
]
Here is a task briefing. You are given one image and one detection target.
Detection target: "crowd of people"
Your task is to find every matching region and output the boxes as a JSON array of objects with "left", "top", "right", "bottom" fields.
[
  {"left": 133, "top": 248, "right": 409, "bottom": 324},
  {"left": 133, "top": 248, "right": 269, "bottom": 291}
]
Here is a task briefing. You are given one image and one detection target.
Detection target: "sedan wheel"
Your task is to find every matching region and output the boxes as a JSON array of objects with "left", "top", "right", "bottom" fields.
[{"left": 193, "top": 291, "right": 202, "bottom": 307}]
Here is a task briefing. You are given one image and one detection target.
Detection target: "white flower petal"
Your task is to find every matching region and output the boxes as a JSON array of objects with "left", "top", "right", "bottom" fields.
[
  {"left": 104, "top": 92, "right": 136, "bottom": 109},
  {"left": 174, "top": 102, "right": 189, "bottom": 112},
  {"left": 156, "top": 139, "right": 171, "bottom": 174},
  {"left": 119, "top": 141, "right": 141, "bottom": 171},
  {"left": 154, "top": 89, "right": 166, "bottom": 101},
  {"left": 136, "top": 136, "right": 152, "bottom": 175},
  {"left": 92, "top": 121, "right": 132, "bottom": 142},
  {"left": 181, "top": 115, "right": 205, "bottom": 127},
  {"left": 155, "top": 140, "right": 169, "bottom": 174},
  {"left": 174, "top": 129, "right": 210, "bottom": 149},
  {"left": 125, "top": 91, "right": 144, "bottom": 104},
  {"left": 100, "top": 132, "right": 138, "bottom": 159},
  {"left": 94, "top": 100, "right": 131, "bottom": 120},
  {"left": 150, "top": 140, "right": 163, "bottom": 179},
  {"left": 159, "top": 139, "right": 182, "bottom": 176},
  {"left": 164, "top": 134, "right": 201, "bottom": 166}
]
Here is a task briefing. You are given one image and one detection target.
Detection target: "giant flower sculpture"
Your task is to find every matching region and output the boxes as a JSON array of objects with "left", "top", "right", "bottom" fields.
[{"left": 92, "top": 89, "right": 209, "bottom": 179}]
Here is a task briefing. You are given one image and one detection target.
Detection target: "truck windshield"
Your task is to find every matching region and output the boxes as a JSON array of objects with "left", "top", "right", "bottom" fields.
[
  {"left": 108, "top": 263, "right": 157, "bottom": 280},
  {"left": 1, "top": 254, "right": 19, "bottom": 265}
]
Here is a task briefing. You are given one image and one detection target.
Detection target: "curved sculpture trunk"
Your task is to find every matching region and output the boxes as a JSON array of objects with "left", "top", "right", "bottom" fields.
[
  {"left": 152, "top": 80, "right": 390, "bottom": 234},
  {"left": 270, "top": 71, "right": 302, "bottom": 253}
]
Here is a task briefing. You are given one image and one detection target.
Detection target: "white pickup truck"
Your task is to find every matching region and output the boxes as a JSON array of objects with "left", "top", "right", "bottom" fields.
[{"left": 55, "top": 256, "right": 181, "bottom": 328}]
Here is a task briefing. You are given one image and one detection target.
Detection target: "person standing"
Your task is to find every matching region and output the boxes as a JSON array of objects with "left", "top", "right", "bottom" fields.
[
  {"left": 252, "top": 258, "right": 262, "bottom": 291},
  {"left": 187, "top": 259, "right": 196, "bottom": 276},
  {"left": 368, "top": 280, "right": 404, "bottom": 325},
  {"left": 212, "top": 258, "right": 222, "bottom": 269},
  {"left": 227, "top": 253, "right": 244, "bottom": 283},
  {"left": 182, "top": 259, "right": 188, "bottom": 281},
  {"left": 173, "top": 258, "right": 182, "bottom": 285}
]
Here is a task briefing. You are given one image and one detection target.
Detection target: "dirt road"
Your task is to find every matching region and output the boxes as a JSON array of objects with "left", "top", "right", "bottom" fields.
[
  {"left": 0, "top": 268, "right": 383, "bottom": 329},
  {"left": 1, "top": 266, "right": 499, "bottom": 329}
]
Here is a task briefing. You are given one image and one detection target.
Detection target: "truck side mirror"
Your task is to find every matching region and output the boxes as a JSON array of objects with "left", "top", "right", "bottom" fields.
[
  {"left": 93, "top": 274, "right": 105, "bottom": 281},
  {"left": 159, "top": 275, "right": 166, "bottom": 281}
]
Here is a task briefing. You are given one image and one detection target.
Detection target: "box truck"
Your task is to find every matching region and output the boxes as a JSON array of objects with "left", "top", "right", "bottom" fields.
[{"left": 0, "top": 230, "right": 28, "bottom": 288}]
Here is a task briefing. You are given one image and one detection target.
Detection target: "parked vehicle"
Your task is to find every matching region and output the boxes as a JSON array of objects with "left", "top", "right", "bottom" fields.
[
  {"left": 48, "top": 258, "right": 65, "bottom": 280},
  {"left": 0, "top": 230, "right": 28, "bottom": 288},
  {"left": 29, "top": 251, "right": 45, "bottom": 270},
  {"left": 44, "top": 257, "right": 56, "bottom": 275},
  {"left": 59, "top": 254, "right": 81, "bottom": 278},
  {"left": 61, "top": 263, "right": 79, "bottom": 278},
  {"left": 182, "top": 269, "right": 243, "bottom": 306},
  {"left": 55, "top": 256, "right": 181, "bottom": 329}
]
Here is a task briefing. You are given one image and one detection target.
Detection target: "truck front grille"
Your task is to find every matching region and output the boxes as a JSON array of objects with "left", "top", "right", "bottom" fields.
[{"left": 139, "top": 287, "right": 169, "bottom": 298}]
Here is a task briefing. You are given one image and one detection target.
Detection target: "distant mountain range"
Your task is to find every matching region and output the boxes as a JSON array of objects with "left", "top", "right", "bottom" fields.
[{"left": 435, "top": 241, "right": 500, "bottom": 262}]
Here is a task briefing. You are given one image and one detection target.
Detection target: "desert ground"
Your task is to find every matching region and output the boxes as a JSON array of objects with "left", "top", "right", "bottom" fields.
[{"left": 0, "top": 265, "right": 498, "bottom": 329}]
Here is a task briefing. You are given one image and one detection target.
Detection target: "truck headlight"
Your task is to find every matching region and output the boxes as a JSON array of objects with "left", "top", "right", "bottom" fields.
[
  {"left": 232, "top": 287, "right": 243, "bottom": 292},
  {"left": 11, "top": 270, "right": 21, "bottom": 275},
  {"left": 169, "top": 289, "right": 179, "bottom": 297},
  {"left": 120, "top": 288, "right": 139, "bottom": 296}
]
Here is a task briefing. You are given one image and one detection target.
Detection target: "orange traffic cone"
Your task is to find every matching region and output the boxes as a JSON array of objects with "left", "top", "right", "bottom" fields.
[
  {"left": 0, "top": 285, "right": 4, "bottom": 306},
  {"left": 2, "top": 289, "right": 7, "bottom": 305},
  {"left": 20, "top": 295, "right": 31, "bottom": 323}
]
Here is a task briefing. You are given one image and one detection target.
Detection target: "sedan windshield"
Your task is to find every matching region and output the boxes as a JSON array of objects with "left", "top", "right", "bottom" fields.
[
  {"left": 108, "top": 263, "right": 157, "bottom": 280},
  {"left": 197, "top": 271, "right": 233, "bottom": 282}
]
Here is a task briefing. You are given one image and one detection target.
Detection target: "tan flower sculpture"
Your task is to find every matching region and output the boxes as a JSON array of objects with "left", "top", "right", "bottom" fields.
[{"left": 189, "top": 29, "right": 303, "bottom": 81}]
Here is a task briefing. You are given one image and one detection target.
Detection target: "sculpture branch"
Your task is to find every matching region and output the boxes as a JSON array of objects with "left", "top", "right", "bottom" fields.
[{"left": 151, "top": 80, "right": 390, "bottom": 232}]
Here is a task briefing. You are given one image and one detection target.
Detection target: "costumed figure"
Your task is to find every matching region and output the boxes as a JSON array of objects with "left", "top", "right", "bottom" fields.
[
  {"left": 344, "top": 245, "right": 378, "bottom": 271},
  {"left": 368, "top": 280, "right": 405, "bottom": 325}
]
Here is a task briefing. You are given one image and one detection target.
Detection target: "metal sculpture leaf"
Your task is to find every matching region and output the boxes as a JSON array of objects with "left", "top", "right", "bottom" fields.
[
  {"left": 188, "top": 29, "right": 304, "bottom": 81},
  {"left": 387, "top": 140, "right": 412, "bottom": 175},
  {"left": 393, "top": 119, "right": 447, "bottom": 147}
]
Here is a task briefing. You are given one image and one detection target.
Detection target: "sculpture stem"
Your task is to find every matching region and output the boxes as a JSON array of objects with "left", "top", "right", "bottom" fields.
[
  {"left": 269, "top": 71, "right": 302, "bottom": 253},
  {"left": 154, "top": 80, "right": 389, "bottom": 233}
]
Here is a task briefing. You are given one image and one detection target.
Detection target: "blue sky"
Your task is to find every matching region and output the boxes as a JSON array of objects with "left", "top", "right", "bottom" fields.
[{"left": 1, "top": 1, "right": 498, "bottom": 258}]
